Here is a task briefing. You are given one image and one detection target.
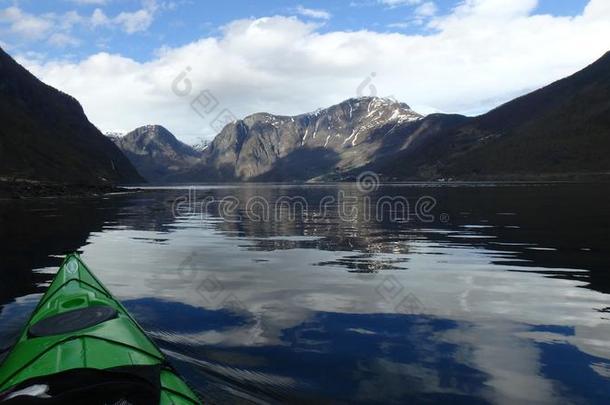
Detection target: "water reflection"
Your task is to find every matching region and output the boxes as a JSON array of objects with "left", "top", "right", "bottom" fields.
[{"left": 0, "top": 183, "right": 609, "bottom": 403}]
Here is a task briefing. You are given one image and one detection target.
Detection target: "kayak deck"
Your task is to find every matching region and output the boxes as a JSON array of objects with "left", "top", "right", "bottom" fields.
[{"left": 0, "top": 253, "right": 201, "bottom": 404}]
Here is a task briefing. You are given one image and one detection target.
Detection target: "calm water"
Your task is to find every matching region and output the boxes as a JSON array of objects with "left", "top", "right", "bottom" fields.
[{"left": 1, "top": 184, "right": 609, "bottom": 404}]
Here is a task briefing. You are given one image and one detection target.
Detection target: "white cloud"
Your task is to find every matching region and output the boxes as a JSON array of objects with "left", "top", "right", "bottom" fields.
[
  {"left": 295, "top": 5, "right": 331, "bottom": 20},
  {"left": 91, "top": 8, "right": 109, "bottom": 26},
  {"left": 48, "top": 33, "right": 79, "bottom": 47},
  {"left": 584, "top": 0, "right": 610, "bottom": 16},
  {"left": 26, "top": 1, "right": 161, "bottom": 35},
  {"left": 114, "top": 8, "right": 155, "bottom": 33},
  {"left": 18, "top": 0, "right": 610, "bottom": 144},
  {"left": 0, "top": 2, "right": 158, "bottom": 46},
  {"left": 438, "top": 0, "right": 538, "bottom": 22},
  {"left": 68, "top": 0, "right": 109, "bottom": 5},
  {"left": 415, "top": 1, "right": 438, "bottom": 17},
  {"left": 48, "top": 32, "right": 81, "bottom": 47},
  {"left": 389, "top": 0, "right": 437, "bottom": 27},
  {"left": 387, "top": 21, "right": 411, "bottom": 29},
  {"left": 91, "top": 1, "right": 158, "bottom": 33},
  {"left": 61, "top": 10, "right": 86, "bottom": 30},
  {"left": 378, "top": 0, "right": 421, "bottom": 8},
  {"left": 0, "top": 6, "right": 53, "bottom": 40}
]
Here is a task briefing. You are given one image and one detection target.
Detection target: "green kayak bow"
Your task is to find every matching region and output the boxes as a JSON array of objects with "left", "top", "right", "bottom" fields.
[{"left": 0, "top": 253, "right": 201, "bottom": 404}]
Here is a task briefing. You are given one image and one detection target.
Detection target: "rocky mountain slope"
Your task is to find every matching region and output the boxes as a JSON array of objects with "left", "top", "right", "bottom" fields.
[
  {"left": 110, "top": 125, "right": 200, "bottom": 182},
  {"left": 171, "top": 97, "right": 422, "bottom": 182},
  {"left": 0, "top": 47, "right": 143, "bottom": 185},
  {"left": 371, "top": 51, "right": 610, "bottom": 180}
]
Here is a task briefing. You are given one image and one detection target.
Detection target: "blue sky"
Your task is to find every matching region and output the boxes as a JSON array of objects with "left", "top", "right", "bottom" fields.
[
  {"left": 1, "top": 0, "right": 606, "bottom": 143},
  {"left": 2, "top": 0, "right": 591, "bottom": 62}
]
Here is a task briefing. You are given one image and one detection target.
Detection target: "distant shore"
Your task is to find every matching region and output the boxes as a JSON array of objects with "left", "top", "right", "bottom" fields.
[
  {"left": 0, "top": 179, "right": 139, "bottom": 199},
  {"left": 2, "top": 172, "right": 609, "bottom": 199}
]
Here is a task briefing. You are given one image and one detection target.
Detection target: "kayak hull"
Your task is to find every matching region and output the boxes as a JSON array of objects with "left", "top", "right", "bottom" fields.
[{"left": 0, "top": 253, "right": 200, "bottom": 404}]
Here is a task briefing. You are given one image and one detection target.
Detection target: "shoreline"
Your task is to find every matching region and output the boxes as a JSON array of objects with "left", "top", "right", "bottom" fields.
[
  {"left": 0, "top": 179, "right": 141, "bottom": 200},
  {"left": 2, "top": 172, "right": 609, "bottom": 199}
]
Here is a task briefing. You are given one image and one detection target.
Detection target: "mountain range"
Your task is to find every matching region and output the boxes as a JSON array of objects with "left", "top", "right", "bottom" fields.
[
  {"left": 111, "top": 50, "right": 610, "bottom": 183},
  {"left": 1, "top": 44, "right": 608, "bottom": 187}
]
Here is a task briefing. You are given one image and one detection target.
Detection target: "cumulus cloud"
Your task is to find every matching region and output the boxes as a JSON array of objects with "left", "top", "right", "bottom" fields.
[{"left": 19, "top": 0, "right": 610, "bottom": 144}]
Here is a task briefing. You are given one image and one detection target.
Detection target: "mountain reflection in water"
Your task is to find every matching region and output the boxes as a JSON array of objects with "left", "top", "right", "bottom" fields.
[{"left": 0, "top": 183, "right": 609, "bottom": 404}]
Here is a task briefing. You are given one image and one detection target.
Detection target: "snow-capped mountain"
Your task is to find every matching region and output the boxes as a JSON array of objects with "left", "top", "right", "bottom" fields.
[
  {"left": 191, "top": 139, "right": 210, "bottom": 153},
  {"left": 174, "top": 97, "right": 424, "bottom": 181},
  {"left": 108, "top": 48, "right": 610, "bottom": 184},
  {"left": 104, "top": 131, "right": 125, "bottom": 140}
]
